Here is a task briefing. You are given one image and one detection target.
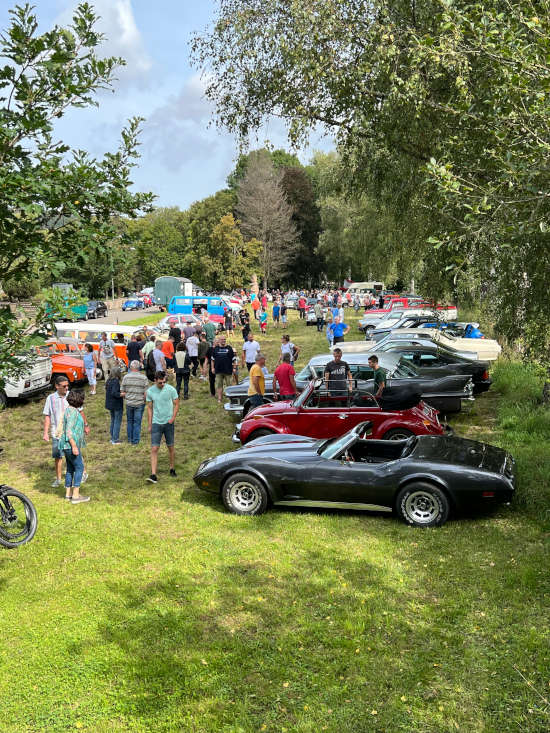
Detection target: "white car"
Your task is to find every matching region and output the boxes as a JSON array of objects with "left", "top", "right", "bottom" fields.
[{"left": 1, "top": 355, "right": 52, "bottom": 408}]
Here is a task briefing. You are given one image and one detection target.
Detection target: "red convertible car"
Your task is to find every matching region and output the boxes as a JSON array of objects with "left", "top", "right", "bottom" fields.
[{"left": 233, "top": 380, "right": 447, "bottom": 445}]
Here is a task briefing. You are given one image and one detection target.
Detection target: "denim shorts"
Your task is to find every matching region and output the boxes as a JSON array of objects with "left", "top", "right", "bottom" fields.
[
  {"left": 51, "top": 438, "right": 63, "bottom": 459},
  {"left": 151, "top": 422, "right": 175, "bottom": 447}
]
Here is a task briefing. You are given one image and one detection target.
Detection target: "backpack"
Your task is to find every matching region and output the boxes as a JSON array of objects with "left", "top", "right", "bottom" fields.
[
  {"left": 292, "top": 345, "right": 299, "bottom": 362},
  {"left": 146, "top": 350, "right": 156, "bottom": 381}
]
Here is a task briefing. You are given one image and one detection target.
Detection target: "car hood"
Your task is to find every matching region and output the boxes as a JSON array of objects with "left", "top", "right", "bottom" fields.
[
  {"left": 52, "top": 355, "right": 83, "bottom": 367},
  {"left": 413, "top": 436, "right": 508, "bottom": 473},
  {"left": 244, "top": 401, "right": 296, "bottom": 419},
  {"left": 239, "top": 434, "right": 322, "bottom": 461}
]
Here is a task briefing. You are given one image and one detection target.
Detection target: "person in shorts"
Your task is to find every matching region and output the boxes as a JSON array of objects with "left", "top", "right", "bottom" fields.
[
  {"left": 212, "top": 335, "right": 236, "bottom": 404},
  {"left": 146, "top": 371, "right": 179, "bottom": 484},
  {"left": 83, "top": 343, "right": 98, "bottom": 395},
  {"left": 247, "top": 352, "right": 267, "bottom": 409},
  {"left": 272, "top": 300, "right": 280, "bottom": 327},
  {"left": 42, "top": 375, "right": 69, "bottom": 487},
  {"left": 280, "top": 302, "right": 288, "bottom": 325}
]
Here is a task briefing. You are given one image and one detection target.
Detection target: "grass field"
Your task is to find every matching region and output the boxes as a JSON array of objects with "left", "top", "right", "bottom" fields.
[{"left": 1, "top": 307, "right": 549, "bottom": 732}]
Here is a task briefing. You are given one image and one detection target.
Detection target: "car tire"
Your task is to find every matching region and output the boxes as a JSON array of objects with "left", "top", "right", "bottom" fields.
[
  {"left": 95, "top": 367, "right": 104, "bottom": 381},
  {"left": 222, "top": 473, "right": 268, "bottom": 516},
  {"left": 0, "top": 390, "right": 7, "bottom": 410},
  {"left": 246, "top": 428, "right": 275, "bottom": 443},
  {"left": 84, "top": 312, "right": 88, "bottom": 320},
  {"left": 395, "top": 481, "right": 450, "bottom": 527},
  {"left": 383, "top": 428, "right": 415, "bottom": 441}
]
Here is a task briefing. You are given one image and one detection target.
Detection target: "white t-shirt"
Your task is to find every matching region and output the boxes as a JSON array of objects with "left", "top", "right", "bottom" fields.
[
  {"left": 43, "top": 392, "right": 68, "bottom": 437},
  {"left": 186, "top": 335, "right": 199, "bottom": 357},
  {"left": 242, "top": 340, "right": 260, "bottom": 363},
  {"left": 99, "top": 338, "right": 115, "bottom": 359},
  {"left": 281, "top": 341, "right": 295, "bottom": 360}
]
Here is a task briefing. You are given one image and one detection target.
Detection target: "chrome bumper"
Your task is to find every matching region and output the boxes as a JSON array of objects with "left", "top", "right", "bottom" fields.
[
  {"left": 232, "top": 423, "right": 242, "bottom": 444},
  {"left": 224, "top": 401, "right": 244, "bottom": 417}
]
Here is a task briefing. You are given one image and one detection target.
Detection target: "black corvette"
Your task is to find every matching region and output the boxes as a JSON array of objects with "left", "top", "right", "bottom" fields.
[{"left": 194, "top": 422, "right": 516, "bottom": 527}]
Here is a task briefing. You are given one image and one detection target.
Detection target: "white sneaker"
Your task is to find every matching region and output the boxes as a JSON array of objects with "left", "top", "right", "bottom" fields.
[{"left": 51, "top": 478, "right": 61, "bottom": 488}]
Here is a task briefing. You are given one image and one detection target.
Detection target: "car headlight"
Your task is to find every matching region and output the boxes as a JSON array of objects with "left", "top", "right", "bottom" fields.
[{"left": 197, "top": 458, "right": 213, "bottom": 473}]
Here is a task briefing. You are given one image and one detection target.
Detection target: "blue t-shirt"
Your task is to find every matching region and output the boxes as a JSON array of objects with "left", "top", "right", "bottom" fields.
[
  {"left": 146, "top": 384, "right": 178, "bottom": 424},
  {"left": 273, "top": 304, "right": 280, "bottom": 317},
  {"left": 259, "top": 312, "right": 267, "bottom": 324},
  {"left": 330, "top": 322, "right": 348, "bottom": 338}
]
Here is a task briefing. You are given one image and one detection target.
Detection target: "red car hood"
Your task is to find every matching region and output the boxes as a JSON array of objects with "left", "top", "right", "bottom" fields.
[{"left": 51, "top": 354, "right": 83, "bottom": 368}]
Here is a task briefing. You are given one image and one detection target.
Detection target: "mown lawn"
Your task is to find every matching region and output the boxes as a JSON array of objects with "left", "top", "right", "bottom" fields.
[{"left": 1, "top": 307, "right": 548, "bottom": 732}]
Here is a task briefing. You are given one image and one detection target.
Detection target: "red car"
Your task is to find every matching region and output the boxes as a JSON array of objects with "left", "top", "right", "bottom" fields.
[{"left": 233, "top": 380, "right": 447, "bottom": 445}]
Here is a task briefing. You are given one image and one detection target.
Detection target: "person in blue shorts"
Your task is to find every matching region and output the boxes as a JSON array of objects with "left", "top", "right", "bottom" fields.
[
  {"left": 146, "top": 371, "right": 179, "bottom": 484},
  {"left": 272, "top": 300, "right": 281, "bottom": 328}
]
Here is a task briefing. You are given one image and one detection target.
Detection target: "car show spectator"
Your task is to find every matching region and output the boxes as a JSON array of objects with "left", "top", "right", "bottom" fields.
[
  {"left": 324, "top": 349, "right": 353, "bottom": 399},
  {"left": 183, "top": 320, "right": 196, "bottom": 340},
  {"left": 368, "top": 355, "right": 387, "bottom": 398},
  {"left": 224, "top": 309, "right": 234, "bottom": 335},
  {"left": 248, "top": 352, "right": 267, "bottom": 409},
  {"left": 259, "top": 308, "right": 268, "bottom": 333},
  {"left": 198, "top": 332, "right": 210, "bottom": 379},
  {"left": 168, "top": 321, "right": 182, "bottom": 346},
  {"left": 202, "top": 315, "right": 217, "bottom": 345},
  {"left": 105, "top": 366, "right": 123, "bottom": 445},
  {"left": 98, "top": 332, "right": 116, "bottom": 379},
  {"left": 121, "top": 360, "right": 149, "bottom": 445},
  {"left": 146, "top": 371, "right": 179, "bottom": 483},
  {"left": 329, "top": 316, "right": 350, "bottom": 344},
  {"left": 272, "top": 300, "right": 280, "bottom": 327},
  {"left": 161, "top": 335, "right": 175, "bottom": 370},
  {"left": 174, "top": 342, "right": 191, "bottom": 399},
  {"left": 314, "top": 300, "right": 324, "bottom": 332},
  {"left": 280, "top": 302, "right": 288, "bottom": 325},
  {"left": 212, "top": 335, "right": 236, "bottom": 404},
  {"left": 58, "top": 389, "right": 89, "bottom": 503},
  {"left": 186, "top": 331, "right": 200, "bottom": 376},
  {"left": 279, "top": 334, "right": 299, "bottom": 365},
  {"left": 242, "top": 332, "right": 261, "bottom": 371},
  {"left": 42, "top": 375, "right": 70, "bottom": 487},
  {"left": 126, "top": 334, "right": 143, "bottom": 366},
  {"left": 298, "top": 295, "right": 306, "bottom": 319},
  {"left": 273, "top": 353, "right": 297, "bottom": 401},
  {"left": 142, "top": 335, "right": 155, "bottom": 360},
  {"left": 251, "top": 296, "right": 260, "bottom": 320},
  {"left": 152, "top": 340, "right": 166, "bottom": 372},
  {"left": 83, "top": 343, "right": 98, "bottom": 395}
]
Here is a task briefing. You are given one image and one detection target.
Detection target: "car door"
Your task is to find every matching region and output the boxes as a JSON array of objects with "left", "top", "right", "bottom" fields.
[{"left": 295, "top": 390, "right": 351, "bottom": 438}]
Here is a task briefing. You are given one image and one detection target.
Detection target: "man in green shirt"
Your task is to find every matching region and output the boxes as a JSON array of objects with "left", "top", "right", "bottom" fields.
[
  {"left": 146, "top": 371, "right": 179, "bottom": 484},
  {"left": 202, "top": 315, "right": 217, "bottom": 345},
  {"left": 368, "top": 355, "right": 387, "bottom": 398}
]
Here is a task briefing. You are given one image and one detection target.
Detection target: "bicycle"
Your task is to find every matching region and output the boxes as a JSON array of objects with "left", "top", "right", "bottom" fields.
[{"left": 0, "top": 452, "right": 38, "bottom": 548}]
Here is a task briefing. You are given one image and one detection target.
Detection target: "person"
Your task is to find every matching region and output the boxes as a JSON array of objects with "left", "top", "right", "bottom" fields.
[
  {"left": 98, "top": 332, "right": 116, "bottom": 379},
  {"left": 212, "top": 335, "right": 236, "bottom": 404},
  {"left": 42, "top": 375, "right": 70, "bottom": 487},
  {"left": 261, "top": 292, "right": 268, "bottom": 310},
  {"left": 168, "top": 320, "right": 182, "bottom": 347},
  {"left": 368, "top": 354, "right": 387, "bottom": 398},
  {"left": 273, "top": 353, "right": 297, "bottom": 401},
  {"left": 197, "top": 331, "right": 210, "bottom": 379},
  {"left": 126, "top": 334, "right": 143, "bottom": 367},
  {"left": 329, "top": 316, "right": 350, "bottom": 344},
  {"left": 248, "top": 352, "right": 266, "bottom": 409},
  {"left": 378, "top": 294, "right": 385, "bottom": 309},
  {"left": 251, "top": 296, "right": 260, "bottom": 320},
  {"left": 224, "top": 309, "right": 234, "bottom": 335},
  {"left": 242, "top": 332, "right": 261, "bottom": 371},
  {"left": 298, "top": 294, "right": 306, "bottom": 319},
  {"left": 259, "top": 308, "right": 268, "bottom": 334},
  {"left": 338, "top": 304, "right": 345, "bottom": 322},
  {"left": 146, "top": 371, "right": 179, "bottom": 483},
  {"left": 314, "top": 300, "right": 324, "bottom": 332},
  {"left": 272, "top": 300, "right": 280, "bottom": 327},
  {"left": 183, "top": 320, "right": 196, "bottom": 341},
  {"left": 83, "top": 343, "right": 98, "bottom": 395},
  {"left": 202, "top": 315, "right": 216, "bottom": 345},
  {"left": 324, "top": 348, "right": 353, "bottom": 402},
  {"left": 161, "top": 335, "right": 175, "bottom": 370},
  {"left": 353, "top": 295, "right": 361, "bottom": 311},
  {"left": 206, "top": 336, "right": 218, "bottom": 397},
  {"left": 325, "top": 312, "right": 334, "bottom": 348},
  {"left": 121, "top": 360, "right": 148, "bottom": 445},
  {"left": 280, "top": 302, "right": 288, "bottom": 326},
  {"left": 186, "top": 330, "right": 200, "bottom": 376},
  {"left": 142, "top": 335, "right": 155, "bottom": 360},
  {"left": 174, "top": 342, "right": 191, "bottom": 399},
  {"left": 58, "top": 389, "right": 89, "bottom": 503},
  {"left": 279, "top": 334, "right": 299, "bottom": 365},
  {"left": 105, "top": 366, "right": 123, "bottom": 445},
  {"left": 152, "top": 340, "right": 166, "bottom": 372}
]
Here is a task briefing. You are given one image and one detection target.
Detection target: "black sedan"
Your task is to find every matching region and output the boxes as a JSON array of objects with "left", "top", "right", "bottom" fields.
[
  {"left": 376, "top": 342, "right": 492, "bottom": 394},
  {"left": 86, "top": 300, "right": 108, "bottom": 319},
  {"left": 193, "top": 422, "right": 516, "bottom": 527}
]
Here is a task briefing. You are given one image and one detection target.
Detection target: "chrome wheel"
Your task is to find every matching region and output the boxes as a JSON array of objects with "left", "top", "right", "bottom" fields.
[
  {"left": 229, "top": 480, "right": 262, "bottom": 513},
  {"left": 404, "top": 491, "right": 440, "bottom": 525}
]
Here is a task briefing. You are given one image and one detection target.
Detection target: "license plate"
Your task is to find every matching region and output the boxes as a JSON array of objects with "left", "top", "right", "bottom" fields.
[{"left": 32, "top": 378, "right": 43, "bottom": 386}]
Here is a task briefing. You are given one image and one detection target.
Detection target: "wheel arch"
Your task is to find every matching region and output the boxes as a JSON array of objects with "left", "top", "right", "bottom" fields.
[
  {"left": 395, "top": 473, "right": 456, "bottom": 509},
  {"left": 221, "top": 467, "right": 276, "bottom": 502}
]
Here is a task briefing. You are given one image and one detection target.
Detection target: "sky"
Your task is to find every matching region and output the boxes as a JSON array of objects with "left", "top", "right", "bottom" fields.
[{"left": 0, "top": 0, "right": 333, "bottom": 210}]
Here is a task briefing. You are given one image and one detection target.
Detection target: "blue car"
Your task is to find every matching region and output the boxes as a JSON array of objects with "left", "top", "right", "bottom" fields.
[{"left": 121, "top": 298, "right": 145, "bottom": 311}]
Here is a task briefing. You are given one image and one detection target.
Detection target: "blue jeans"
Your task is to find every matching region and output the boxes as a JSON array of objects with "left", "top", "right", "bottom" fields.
[
  {"left": 64, "top": 448, "right": 84, "bottom": 488},
  {"left": 109, "top": 408, "right": 123, "bottom": 442},
  {"left": 151, "top": 422, "right": 175, "bottom": 447},
  {"left": 248, "top": 394, "right": 264, "bottom": 409},
  {"left": 126, "top": 404, "right": 145, "bottom": 445}
]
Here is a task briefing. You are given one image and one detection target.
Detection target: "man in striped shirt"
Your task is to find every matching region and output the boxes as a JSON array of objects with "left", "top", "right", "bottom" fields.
[{"left": 121, "top": 360, "right": 149, "bottom": 445}]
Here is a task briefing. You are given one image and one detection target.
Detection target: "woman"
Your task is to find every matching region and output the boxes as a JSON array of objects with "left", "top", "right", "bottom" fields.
[
  {"left": 83, "top": 343, "right": 98, "bottom": 395},
  {"left": 105, "top": 366, "right": 123, "bottom": 445},
  {"left": 174, "top": 341, "right": 191, "bottom": 399},
  {"left": 325, "top": 313, "right": 334, "bottom": 349},
  {"left": 59, "top": 390, "right": 89, "bottom": 503},
  {"left": 224, "top": 309, "right": 234, "bottom": 336},
  {"left": 279, "top": 334, "right": 299, "bottom": 365}
]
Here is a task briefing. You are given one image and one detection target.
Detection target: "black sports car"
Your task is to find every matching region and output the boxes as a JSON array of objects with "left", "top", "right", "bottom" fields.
[{"left": 194, "top": 422, "right": 515, "bottom": 527}]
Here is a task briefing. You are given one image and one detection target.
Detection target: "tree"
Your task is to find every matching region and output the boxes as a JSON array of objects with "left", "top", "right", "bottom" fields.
[
  {"left": 227, "top": 147, "right": 302, "bottom": 189},
  {"left": 208, "top": 214, "right": 262, "bottom": 289},
  {"left": 235, "top": 150, "right": 298, "bottom": 288},
  {"left": 0, "top": 3, "right": 153, "bottom": 380}
]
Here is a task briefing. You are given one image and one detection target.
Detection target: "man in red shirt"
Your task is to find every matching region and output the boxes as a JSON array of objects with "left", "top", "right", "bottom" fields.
[
  {"left": 273, "top": 353, "right": 297, "bottom": 400},
  {"left": 298, "top": 295, "right": 306, "bottom": 319}
]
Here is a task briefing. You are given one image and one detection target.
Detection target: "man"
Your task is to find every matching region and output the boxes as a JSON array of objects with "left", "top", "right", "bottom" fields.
[
  {"left": 298, "top": 294, "right": 306, "bottom": 319},
  {"left": 146, "top": 371, "right": 179, "bottom": 483},
  {"left": 280, "top": 301, "right": 287, "bottom": 326},
  {"left": 142, "top": 335, "right": 155, "bottom": 360},
  {"left": 152, "top": 340, "right": 166, "bottom": 372},
  {"left": 42, "top": 375, "right": 69, "bottom": 487},
  {"left": 251, "top": 295, "right": 260, "bottom": 320},
  {"left": 168, "top": 320, "right": 182, "bottom": 347},
  {"left": 248, "top": 352, "right": 266, "bottom": 409},
  {"left": 272, "top": 300, "right": 280, "bottom": 327},
  {"left": 121, "top": 359, "right": 149, "bottom": 445},
  {"left": 161, "top": 334, "right": 175, "bottom": 370},
  {"left": 324, "top": 348, "right": 353, "bottom": 403},
  {"left": 183, "top": 319, "right": 196, "bottom": 341},
  {"left": 98, "top": 332, "right": 116, "bottom": 378},
  {"left": 273, "top": 353, "right": 297, "bottom": 401},
  {"left": 242, "top": 332, "right": 261, "bottom": 372},
  {"left": 211, "top": 335, "right": 236, "bottom": 404},
  {"left": 314, "top": 300, "right": 324, "bottom": 332},
  {"left": 202, "top": 315, "right": 217, "bottom": 346},
  {"left": 329, "top": 316, "right": 350, "bottom": 344},
  {"left": 126, "top": 334, "right": 143, "bottom": 367},
  {"left": 378, "top": 294, "right": 385, "bottom": 309},
  {"left": 368, "top": 354, "right": 387, "bottom": 399},
  {"left": 186, "top": 330, "right": 200, "bottom": 376}
]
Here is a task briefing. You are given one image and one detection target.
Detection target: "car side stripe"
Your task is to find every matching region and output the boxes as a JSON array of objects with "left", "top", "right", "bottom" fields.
[{"left": 274, "top": 500, "right": 392, "bottom": 512}]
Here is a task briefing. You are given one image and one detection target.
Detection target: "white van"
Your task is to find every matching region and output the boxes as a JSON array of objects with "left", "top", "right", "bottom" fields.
[
  {"left": 1, "top": 355, "right": 52, "bottom": 408},
  {"left": 345, "top": 281, "right": 385, "bottom": 297}
]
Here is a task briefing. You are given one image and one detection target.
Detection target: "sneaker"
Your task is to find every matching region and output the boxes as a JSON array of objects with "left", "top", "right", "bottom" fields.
[
  {"left": 64, "top": 495, "right": 72, "bottom": 501},
  {"left": 111, "top": 440, "right": 122, "bottom": 445},
  {"left": 183, "top": 395, "right": 189, "bottom": 400},
  {"left": 81, "top": 472, "right": 89, "bottom": 484},
  {"left": 51, "top": 478, "right": 61, "bottom": 488},
  {"left": 147, "top": 474, "right": 158, "bottom": 484},
  {"left": 71, "top": 495, "right": 90, "bottom": 504},
  {"left": 169, "top": 468, "right": 177, "bottom": 477}
]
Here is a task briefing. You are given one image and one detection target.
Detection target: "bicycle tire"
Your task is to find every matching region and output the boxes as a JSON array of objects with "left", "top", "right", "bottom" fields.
[{"left": 0, "top": 487, "right": 38, "bottom": 548}]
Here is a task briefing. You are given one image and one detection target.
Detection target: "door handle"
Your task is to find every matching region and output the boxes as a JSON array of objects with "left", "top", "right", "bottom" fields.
[{"left": 337, "top": 413, "right": 348, "bottom": 419}]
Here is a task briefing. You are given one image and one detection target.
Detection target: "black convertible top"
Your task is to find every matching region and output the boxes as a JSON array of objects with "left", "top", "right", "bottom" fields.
[{"left": 378, "top": 385, "right": 422, "bottom": 410}]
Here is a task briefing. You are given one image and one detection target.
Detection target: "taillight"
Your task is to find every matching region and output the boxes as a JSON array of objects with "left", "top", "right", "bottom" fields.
[{"left": 482, "top": 370, "right": 489, "bottom": 380}]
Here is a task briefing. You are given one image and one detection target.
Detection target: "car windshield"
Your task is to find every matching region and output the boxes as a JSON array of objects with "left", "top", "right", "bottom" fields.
[
  {"left": 317, "top": 433, "right": 355, "bottom": 459},
  {"left": 292, "top": 389, "right": 311, "bottom": 408},
  {"left": 394, "top": 358, "right": 419, "bottom": 377}
]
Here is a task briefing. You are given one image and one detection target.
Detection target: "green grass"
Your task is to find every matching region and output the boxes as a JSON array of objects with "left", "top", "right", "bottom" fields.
[
  {"left": 1, "top": 308, "right": 549, "bottom": 732},
  {"left": 122, "top": 312, "right": 166, "bottom": 326}
]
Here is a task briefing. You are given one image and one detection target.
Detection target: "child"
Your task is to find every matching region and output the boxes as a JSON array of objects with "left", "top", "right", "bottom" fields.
[{"left": 259, "top": 308, "right": 268, "bottom": 334}]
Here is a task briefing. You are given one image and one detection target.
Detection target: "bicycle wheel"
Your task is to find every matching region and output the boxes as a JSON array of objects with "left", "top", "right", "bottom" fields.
[{"left": 0, "top": 487, "right": 38, "bottom": 548}]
